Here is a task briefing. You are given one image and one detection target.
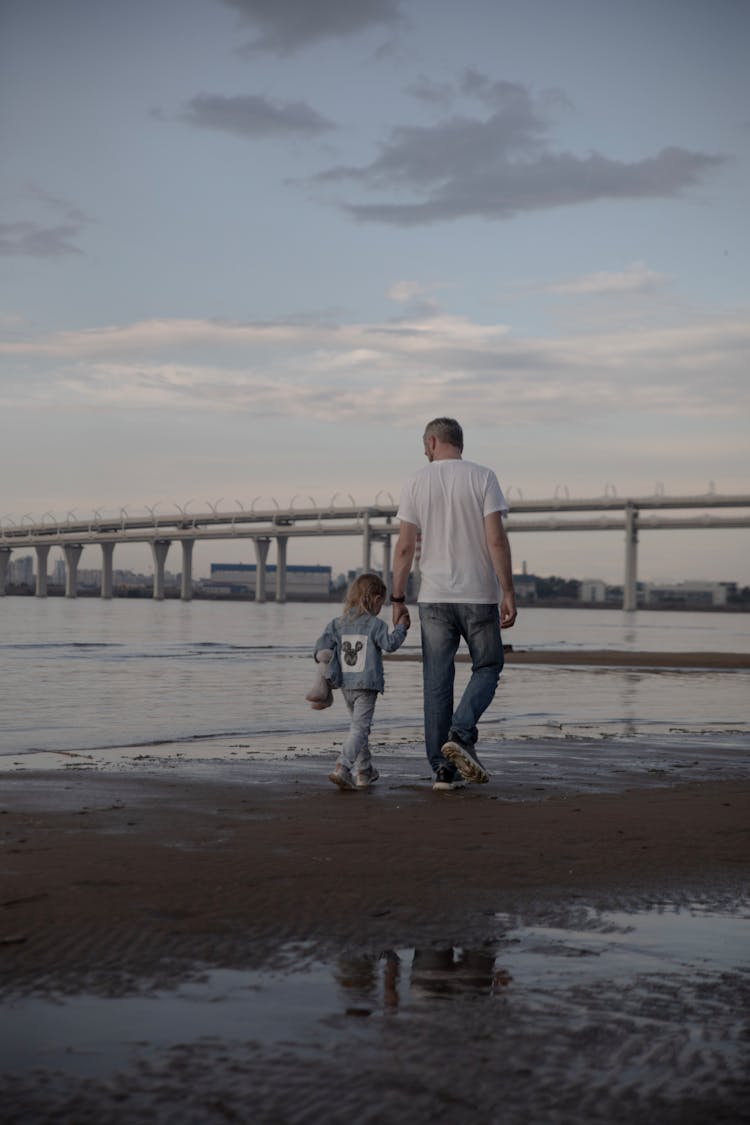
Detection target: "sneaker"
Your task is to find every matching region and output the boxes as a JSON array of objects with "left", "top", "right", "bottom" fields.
[
  {"left": 356, "top": 766, "right": 380, "bottom": 789},
  {"left": 441, "top": 739, "right": 489, "bottom": 784},
  {"left": 329, "top": 764, "right": 355, "bottom": 790},
  {"left": 432, "top": 765, "right": 466, "bottom": 791}
]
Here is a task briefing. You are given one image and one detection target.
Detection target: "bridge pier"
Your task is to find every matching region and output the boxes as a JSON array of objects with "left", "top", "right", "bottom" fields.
[
  {"left": 370, "top": 533, "right": 393, "bottom": 593},
  {"left": 181, "top": 540, "right": 194, "bottom": 601},
  {"left": 151, "top": 540, "right": 171, "bottom": 600},
  {"left": 35, "top": 544, "right": 50, "bottom": 597},
  {"left": 254, "top": 538, "right": 270, "bottom": 602},
  {"left": 63, "top": 544, "right": 83, "bottom": 598},
  {"left": 382, "top": 535, "right": 392, "bottom": 595},
  {"left": 0, "top": 547, "right": 11, "bottom": 595},
  {"left": 275, "top": 536, "right": 288, "bottom": 603},
  {"left": 100, "top": 542, "right": 115, "bottom": 599},
  {"left": 623, "top": 503, "right": 639, "bottom": 612},
  {"left": 362, "top": 512, "right": 371, "bottom": 572}
]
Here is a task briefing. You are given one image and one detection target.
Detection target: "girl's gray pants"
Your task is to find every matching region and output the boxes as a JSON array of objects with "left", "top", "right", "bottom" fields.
[{"left": 339, "top": 688, "right": 378, "bottom": 771}]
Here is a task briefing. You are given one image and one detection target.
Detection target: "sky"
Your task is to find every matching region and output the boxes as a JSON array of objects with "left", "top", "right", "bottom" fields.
[{"left": 1, "top": 0, "right": 749, "bottom": 585}]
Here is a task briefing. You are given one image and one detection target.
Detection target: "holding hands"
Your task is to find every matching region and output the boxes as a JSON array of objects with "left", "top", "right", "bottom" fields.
[{"left": 392, "top": 600, "right": 410, "bottom": 628}]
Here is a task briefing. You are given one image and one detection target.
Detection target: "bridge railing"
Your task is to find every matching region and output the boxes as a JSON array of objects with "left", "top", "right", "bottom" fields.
[{"left": 2, "top": 492, "right": 749, "bottom": 544}]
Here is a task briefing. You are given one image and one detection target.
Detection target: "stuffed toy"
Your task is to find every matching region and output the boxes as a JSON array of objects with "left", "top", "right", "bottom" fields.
[{"left": 306, "top": 648, "right": 334, "bottom": 710}]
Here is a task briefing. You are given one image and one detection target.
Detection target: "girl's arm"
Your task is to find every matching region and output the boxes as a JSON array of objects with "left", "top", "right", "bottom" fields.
[
  {"left": 373, "top": 618, "right": 408, "bottom": 654},
  {"left": 313, "top": 620, "right": 337, "bottom": 659}
]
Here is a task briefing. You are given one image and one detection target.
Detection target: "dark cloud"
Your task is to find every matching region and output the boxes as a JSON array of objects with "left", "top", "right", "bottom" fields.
[
  {"left": 0, "top": 222, "right": 83, "bottom": 257},
  {"left": 220, "top": 0, "right": 402, "bottom": 53},
  {"left": 460, "top": 69, "right": 572, "bottom": 116},
  {"left": 315, "top": 75, "right": 725, "bottom": 226},
  {"left": 407, "top": 75, "right": 456, "bottom": 108},
  {"left": 0, "top": 184, "right": 93, "bottom": 257},
  {"left": 180, "top": 93, "right": 334, "bottom": 138},
  {"left": 24, "top": 184, "right": 92, "bottom": 225},
  {"left": 318, "top": 102, "right": 548, "bottom": 190}
]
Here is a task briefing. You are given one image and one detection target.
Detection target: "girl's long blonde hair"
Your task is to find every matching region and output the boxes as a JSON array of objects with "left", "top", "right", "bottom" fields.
[{"left": 341, "top": 572, "right": 387, "bottom": 620}]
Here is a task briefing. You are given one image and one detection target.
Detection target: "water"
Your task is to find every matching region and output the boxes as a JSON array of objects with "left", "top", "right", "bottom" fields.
[
  {"left": 2, "top": 904, "right": 748, "bottom": 1121},
  {"left": 3, "top": 904, "right": 747, "bottom": 1076},
  {"left": 0, "top": 600, "right": 748, "bottom": 761}
]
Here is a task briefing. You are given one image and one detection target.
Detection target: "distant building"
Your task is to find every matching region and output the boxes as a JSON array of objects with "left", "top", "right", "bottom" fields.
[
  {"left": 9, "top": 555, "right": 34, "bottom": 587},
  {"left": 644, "top": 581, "right": 730, "bottom": 608},
  {"left": 579, "top": 579, "right": 640, "bottom": 605},
  {"left": 78, "top": 568, "right": 102, "bottom": 588},
  {"left": 204, "top": 563, "right": 332, "bottom": 599},
  {"left": 580, "top": 578, "right": 731, "bottom": 608},
  {"left": 513, "top": 561, "right": 538, "bottom": 602},
  {"left": 114, "top": 569, "right": 152, "bottom": 588},
  {"left": 579, "top": 579, "right": 608, "bottom": 604}
]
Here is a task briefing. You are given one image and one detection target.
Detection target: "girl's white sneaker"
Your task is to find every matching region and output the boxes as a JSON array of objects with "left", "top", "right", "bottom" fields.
[
  {"left": 356, "top": 766, "right": 380, "bottom": 788},
  {"left": 329, "top": 764, "right": 355, "bottom": 790}
]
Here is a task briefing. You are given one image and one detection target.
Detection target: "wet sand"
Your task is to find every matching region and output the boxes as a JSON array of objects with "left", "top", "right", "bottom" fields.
[
  {"left": 2, "top": 756, "right": 749, "bottom": 1123},
  {"left": 1, "top": 767, "right": 749, "bottom": 985},
  {"left": 1, "top": 770, "right": 749, "bottom": 981}
]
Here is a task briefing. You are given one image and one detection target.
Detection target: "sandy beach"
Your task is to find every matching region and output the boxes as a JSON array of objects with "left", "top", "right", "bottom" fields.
[
  {"left": 1, "top": 622, "right": 749, "bottom": 1122},
  {"left": 2, "top": 769, "right": 749, "bottom": 982},
  {"left": 2, "top": 747, "right": 749, "bottom": 1123}
]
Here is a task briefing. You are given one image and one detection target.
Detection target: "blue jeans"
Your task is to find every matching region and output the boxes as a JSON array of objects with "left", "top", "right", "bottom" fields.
[{"left": 418, "top": 603, "right": 504, "bottom": 775}]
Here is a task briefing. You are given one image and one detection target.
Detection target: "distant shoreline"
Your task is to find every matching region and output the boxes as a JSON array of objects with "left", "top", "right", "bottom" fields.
[{"left": 2, "top": 589, "right": 749, "bottom": 612}]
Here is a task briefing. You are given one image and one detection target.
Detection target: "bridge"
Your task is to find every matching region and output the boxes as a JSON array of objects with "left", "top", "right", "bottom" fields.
[{"left": 1, "top": 491, "right": 748, "bottom": 610}]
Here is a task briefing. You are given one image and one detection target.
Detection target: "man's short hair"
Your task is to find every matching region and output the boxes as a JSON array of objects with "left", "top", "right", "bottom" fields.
[{"left": 424, "top": 417, "right": 464, "bottom": 451}]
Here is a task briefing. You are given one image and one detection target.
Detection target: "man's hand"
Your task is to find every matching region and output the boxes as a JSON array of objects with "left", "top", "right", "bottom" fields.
[
  {"left": 393, "top": 602, "right": 410, "bottom": 627},
  {"left": 391, "top": 521, "right": 417, "bottom": 628},
  {"left": 500, "top": 593, "right": 517, "bottom": 629},
  {"left": 485, "top": 512, "right": 517, "bottom": 630}
]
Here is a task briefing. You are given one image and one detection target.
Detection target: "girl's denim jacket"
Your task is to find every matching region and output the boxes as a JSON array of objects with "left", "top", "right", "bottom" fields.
[{"left": 313, "top": 612, "right": 407, "bottom": 694}]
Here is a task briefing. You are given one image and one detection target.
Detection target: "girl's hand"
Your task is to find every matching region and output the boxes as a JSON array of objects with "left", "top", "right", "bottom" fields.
[{"left": 401, "top": 610, "right": 411, "bottom": 629}]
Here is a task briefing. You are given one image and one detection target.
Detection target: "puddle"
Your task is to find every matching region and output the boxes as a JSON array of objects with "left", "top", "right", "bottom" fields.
[
  {"left": 2, "top": 903, "right": 748, "bottom": 1083},
  {"left": 495, "top": 903, "right": 750, "bottom": 985},
  {"left": 1, "top": 962, "right": 342, "bottom": 1075}
]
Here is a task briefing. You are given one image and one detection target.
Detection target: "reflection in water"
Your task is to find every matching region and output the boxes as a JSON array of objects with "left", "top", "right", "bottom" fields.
[
  {"left": 335, "top": 947, "right": 511, "bottom": 1011},
  {"left": 411, "top": 948, "right": 512, "bottom": 998},
  {"left": 3, "top": 903, "right": 746, "bottom": 1125},
  {"left": 335, "top": 951, "right": 401, "bottom": 1013},
  {"left": 621, "top": 671, "right": 640, "bottom": 737}
]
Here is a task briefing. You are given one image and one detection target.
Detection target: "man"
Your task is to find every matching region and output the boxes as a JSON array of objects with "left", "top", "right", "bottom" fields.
[{"left": 391, "top": 418, "right": 517, "bottom": 790}]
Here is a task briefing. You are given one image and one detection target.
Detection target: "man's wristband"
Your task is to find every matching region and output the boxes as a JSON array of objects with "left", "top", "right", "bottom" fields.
[{"left": 390, "top": 595, "right": 406, "bottom": 603}]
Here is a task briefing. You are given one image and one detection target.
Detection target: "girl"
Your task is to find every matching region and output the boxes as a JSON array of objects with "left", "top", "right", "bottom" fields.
[{"left": 313, "top": 573, "right": 409, "bottom": 790}]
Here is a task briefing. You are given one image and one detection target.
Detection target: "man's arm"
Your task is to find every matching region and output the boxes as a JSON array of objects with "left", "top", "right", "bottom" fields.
[
  {"left": 484, "top": 511, "right": 517, "bottom": 629},
  {"left": 391, "top": 520, "right": 417, "bottom": 624}
]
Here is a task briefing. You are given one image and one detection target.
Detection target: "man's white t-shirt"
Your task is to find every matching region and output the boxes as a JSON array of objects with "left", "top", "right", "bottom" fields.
[{"left": 396, "top": 459, "right": 509, "bottom": 603}]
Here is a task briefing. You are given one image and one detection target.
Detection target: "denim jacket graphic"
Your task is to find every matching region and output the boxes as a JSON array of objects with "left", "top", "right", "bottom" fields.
[{"left": 313, "top": 612, "right": 407, "bottom": 693}]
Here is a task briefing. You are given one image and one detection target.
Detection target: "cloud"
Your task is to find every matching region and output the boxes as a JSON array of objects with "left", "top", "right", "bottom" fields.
[
  {"left": 541, "top": 262, "right": 671, "bottom": 297},
  {"left": 386, "top": 280, "right": 442, "bottom": 303},
  {"left": 179, "top": 93, "right": 334, "bottom": 138},
  {"left": 313, "top": 72, "right": 724, "bottom": 225},
  {"left": 460, "top": 69, "right": 572, "bottom": 117},
  {"left": 0, "top": 185, "right": 92, "bottom": 258},
  {"left": 385, "top": 279, "right": 445, "bottom": 316},
  {"left": 319, "top": 83, "right": 549, "bottom": 189},
  {"left": 2, "top": 305, "right": 747, "bottom": 428},
  {"left": 0, "top": 221, "right": 84, "bottom": 258},
  {"left": 406, "top": 75, "right": 456, "bottom": 109},
  {"left": 23, "top": 184, "right": 91, "bottom": 225},
  {"left": 220, "top": 0, "right": 402, "bottom": 53}
]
